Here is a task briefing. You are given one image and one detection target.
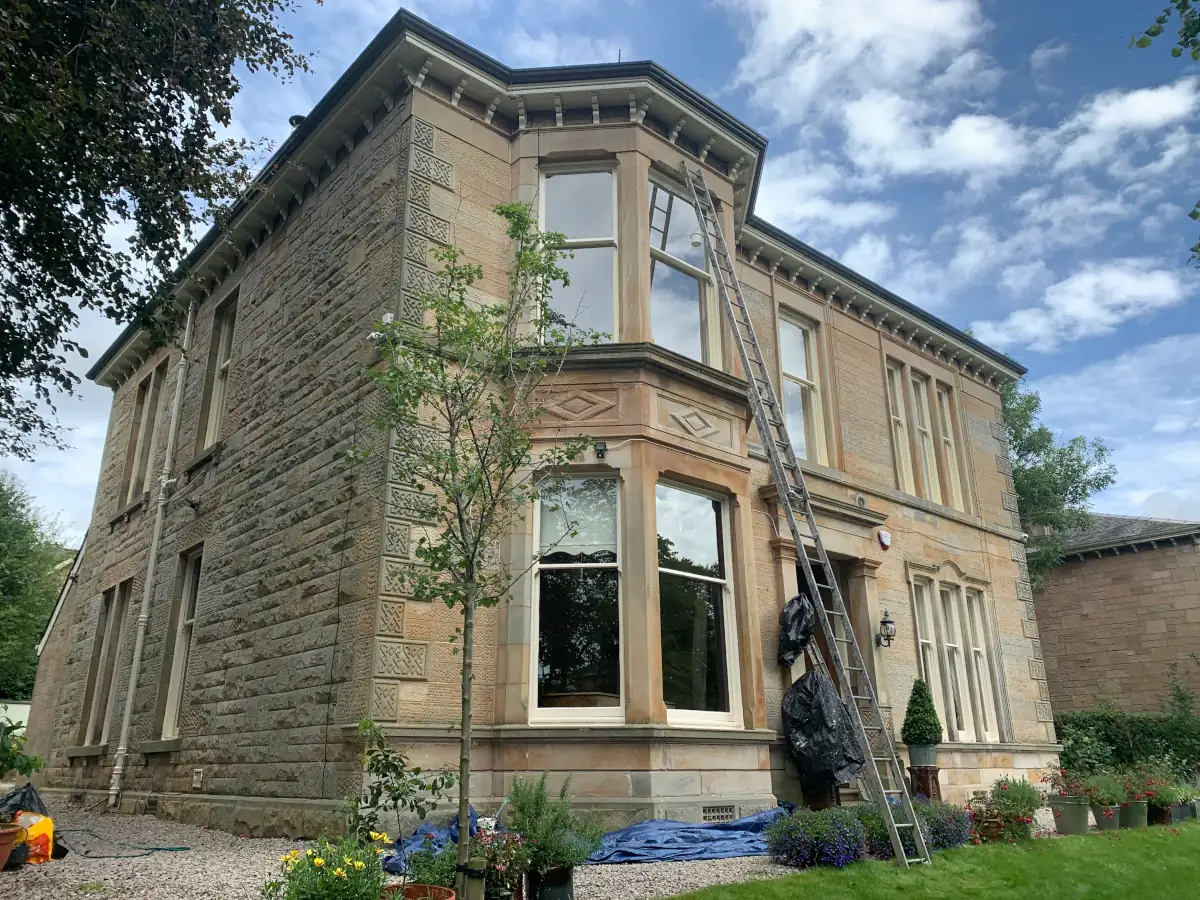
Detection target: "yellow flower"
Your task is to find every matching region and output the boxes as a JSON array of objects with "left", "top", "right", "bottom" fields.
[
  {"left": 376, "top": 848, "right": 387, "bottom": 855},
  {"left": 280, "top": 854, "right": 290, "bottom": 862},
  {"left": 353, "top": 860, "right": 366, "bottom": 870},
  {"left": 313, "top": 857, "right": 325, "bottom": 868},
  {"left": 305, "top": 849, "right": 314, "bottom": 858},
  {"left": 343, "top": 856, "right": 354, "bottom": 865},
  {"left": 289, "top": 849, "right": 300, "bottom": 860},
  {"left": 334, "top": 867, "right": 347, "bottom": 879},
  {"left": 369, "top": 831, "right": 389, "bottom": 842}
]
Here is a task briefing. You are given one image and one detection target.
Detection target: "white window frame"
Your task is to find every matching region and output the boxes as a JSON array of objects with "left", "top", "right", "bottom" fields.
[
  {"left": 84, "top": 580, "right": 131, "bottom": 746},
  {"left": 199, "top": 293, "right": 238, "bottom": 452},
  {"left": 910, "top": 373, "right": 942, "bottom": 505},
  {"left": 935, "top": 384, "right": 966, "bottom": 512},
  {"left": 886, "top": 362, "right": 915, "bottom": 494},
  {"left": 655, "top": 480, "right": 742, "bottom": 729},
  {"left": 162, "top": 548, "right": 203, "bottom": 740},
  {"left": 528, "top": 476, "right": 624, "bottom": 724},
  {"left": 909, "top": 564, "right": 1007, "bottom": 745},
  {"left": 647, "top": 173, "right": 721, "bottom": 369},
  {"left": 538, "top": 165, "right": 619, "bottom": 340},
  {"left": 778, "top": 316, "right": 827, "bottom": 466}
]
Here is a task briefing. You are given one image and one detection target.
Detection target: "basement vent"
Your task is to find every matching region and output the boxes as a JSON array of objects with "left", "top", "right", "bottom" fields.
[{"left": 702, "top": 805, "right": 736, "bottom": 823}]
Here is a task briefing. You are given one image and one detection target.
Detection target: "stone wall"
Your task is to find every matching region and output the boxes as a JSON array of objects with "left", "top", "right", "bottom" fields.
[{"left": 1038, "top": 541, "right": 1200, "bottom": 713}]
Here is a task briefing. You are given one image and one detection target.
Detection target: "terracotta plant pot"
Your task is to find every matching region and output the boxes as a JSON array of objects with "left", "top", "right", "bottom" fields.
[
  {"left": 1090, "top": 804, "right": 1120, "bottom": 832},
  {"left": 0, "top": 824, "right": 25, "bottom": 872},
  {"left": 1049, "top": 796, "right": 1090, "bottom": 836},
  {"left": 381, "top": 886, "right": 456, "bottom": 900},
  {"left": 1119, "top": 800, "right": 1148, "bottom": 829}
]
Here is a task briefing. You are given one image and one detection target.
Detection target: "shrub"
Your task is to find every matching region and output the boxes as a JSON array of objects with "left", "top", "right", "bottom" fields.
[
  {"left": 1059, "top": 724, "right": 1114, "bottom": 776},
  {"left": 767, "top": 807, "right": 866, "bottom": 869},
  {"left": 1083, "top": 773, "right": 1126, "bottom": 807},
  {"left": 971, "top": 777, "right": 1041, "bottom": 842},
  {"left": 1, "top": 712, "right": 42, "bottom": 778},
  {"left": 404, "top": 838, "right": 457, "bottom": 888},
  {"left": 475, "top": 829, "right": 532, "bottom": 898},
  {"left": 505, "top": 773, "right": 604, "bottom": 874},
  {"left": 262, "top": 837, "right": 387, "bottom": 900},
  {"left": 854, "top": 799, "right": 968, "bottom": 859},
  {"left": 901, "top": 680, "right": 943, "bottom": 747}
]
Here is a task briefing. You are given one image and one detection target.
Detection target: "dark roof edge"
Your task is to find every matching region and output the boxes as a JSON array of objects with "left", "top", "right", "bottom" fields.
[
  {"left": 1061, "top": 525, "right": 1200, "bottom": 555},
  {"left": 745, "top": 215, "right": 1026, "bottom": 378}
]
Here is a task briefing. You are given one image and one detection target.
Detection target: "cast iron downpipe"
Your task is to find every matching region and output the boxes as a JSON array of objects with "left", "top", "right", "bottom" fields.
[{"left": 108, "top": 299, "right": 197, "bottom": 806}]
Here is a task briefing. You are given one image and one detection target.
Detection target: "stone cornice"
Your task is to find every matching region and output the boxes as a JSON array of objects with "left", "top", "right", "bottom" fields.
[
  {"left": 559, "top": 342, "right": 752, "bottom": 405},
  {"left": 759, "top": 482, "right": 890, "bottom": 529}
]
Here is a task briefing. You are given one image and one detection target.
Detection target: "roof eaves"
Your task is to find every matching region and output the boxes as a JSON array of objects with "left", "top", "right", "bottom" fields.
[{"left": 1061, "top": 526, "right": 1200, "bottom": 556}]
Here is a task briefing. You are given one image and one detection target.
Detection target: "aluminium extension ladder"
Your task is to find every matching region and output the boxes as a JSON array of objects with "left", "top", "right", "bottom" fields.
[{"left": 680, "top": 163, "right": 932, "bottom": 868}]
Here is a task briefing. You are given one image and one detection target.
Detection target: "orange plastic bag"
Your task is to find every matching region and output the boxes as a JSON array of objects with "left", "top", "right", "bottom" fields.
[{"left": 15, "top": 812, "right": 53, "bottom": 864}]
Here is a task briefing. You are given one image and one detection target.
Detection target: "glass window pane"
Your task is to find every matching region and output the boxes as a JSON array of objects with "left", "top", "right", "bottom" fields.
[
  {"left": 545, "top": 171, "right": 613, "bottom": 239},
  {"left": 658, "top": 572, "right": 728, "bottom": 713},
  {"left": 780, "top": 320, "right": 809, "bottom": 379},
  {"left": 539, "top": 478, "right": 617, "bottom": 564},
  {"left": 783, "top": 379, "right": 809, "bottom": 460},
  {"left": 650, "top": 262, "right": 704, "bottom": 362},
  {"left": 548, "top": 247, "right": 614, "bottom": 336},
  {"left": 538, "top": 568, "right": 620, "bottom": 707},
  {"left": 656, "top": 484, "right": 722, "bottom": 577},
  {"left": 648, "top": 180, "right": 706, "bottom": 269}
]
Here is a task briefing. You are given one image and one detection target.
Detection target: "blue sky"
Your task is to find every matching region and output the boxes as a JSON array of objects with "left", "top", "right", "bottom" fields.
[{"left": 5, "top": 0, "right": 1199, "bottom": 544}]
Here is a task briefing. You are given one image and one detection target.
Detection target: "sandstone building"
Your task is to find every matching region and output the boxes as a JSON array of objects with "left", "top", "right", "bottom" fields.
[
  {"left": 1038, "top": 515, "right": 1200, "bottom": 714},
  {"left": 26, "top": 11, "right": 1057, "bottom": 835}
]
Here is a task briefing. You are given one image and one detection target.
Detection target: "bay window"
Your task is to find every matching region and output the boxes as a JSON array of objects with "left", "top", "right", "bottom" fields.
[
  {"left": 656, "top": 482, "right": 739, "bottom": 724},
  {"left": 532, "top": 477, "right": 621, "bottom": 719},
  {"left": 542, "top": 169, "right": 617, "bottom": 337},
  {"left": 648, "top": 177, "right": 719, "bottom": 367}
]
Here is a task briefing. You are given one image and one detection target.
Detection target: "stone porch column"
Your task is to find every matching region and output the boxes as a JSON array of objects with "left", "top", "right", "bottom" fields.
[{"left": 848, "top": 559, "right": 890, "bottom": 711}]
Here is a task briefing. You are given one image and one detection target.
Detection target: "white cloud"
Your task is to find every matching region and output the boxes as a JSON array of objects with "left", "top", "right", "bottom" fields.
[
  {"left": 754, "top": 151, "right": 896, "bottom": 239},
  {"left": 1034, "top": 336, "right": 1200, "bottom": 520},
  {"left": 502, "top": 27, "right": 626, "bottom": 67},
  {"left": 841, "top": 234, "right": 894, "bottom": 282},
  {"left": 724, "top": 0, "right": 987, "bottom": 125},
  {"left": 930, "top": 48, "right": 1004, "bottom": 94},
  {"left": 998, "top": 260, "right": 1053, "bottom": 296},
  {"left": 1029, "top": 39, "right": 1068, "bottom": 72},
  {"left": 971, "top": 258, "right": 1191, "bottom": 351},
  {"left": 1053, "top": 77, "right": 1200, "bottom": 172}
]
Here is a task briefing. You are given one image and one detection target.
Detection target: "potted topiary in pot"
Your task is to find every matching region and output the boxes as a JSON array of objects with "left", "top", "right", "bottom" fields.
[
  {"left": 505, "top": 774, "right": 603, "bottom": 900},
  {"left": 1083, "top": 773, "right": 1123, "bottom": 832},
  {"left": 901, "top": 679, "right": 942, "bottom": 768}
]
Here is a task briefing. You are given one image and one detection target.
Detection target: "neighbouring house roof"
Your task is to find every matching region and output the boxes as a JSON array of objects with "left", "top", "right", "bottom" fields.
[
  {"left": 86, "top": 8, "right": 1024, "bottom": 388},
  {"left": 1060, "top": 514, "right": 1200, "bottom": 559}
]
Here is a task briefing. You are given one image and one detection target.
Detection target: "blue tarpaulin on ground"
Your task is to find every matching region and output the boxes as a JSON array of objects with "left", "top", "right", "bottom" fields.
[
  {"left": 381, "top": 807, "right": 478, "bottom": 876},
  {"left": 586, "top": 808, "right": 787, "bottom": 864}
]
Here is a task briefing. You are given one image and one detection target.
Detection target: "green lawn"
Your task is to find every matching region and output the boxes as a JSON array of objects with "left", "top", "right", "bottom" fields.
[{"left": 671, "top": 823, "right": 1200, "bottom": 899}]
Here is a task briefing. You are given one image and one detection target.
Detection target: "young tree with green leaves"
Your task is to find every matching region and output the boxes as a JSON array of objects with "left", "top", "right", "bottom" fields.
[
  {"left": 0, "top": 471, "right": 68, "bottom": 700},
  {"left": 0, "top": 1, "right": 313, "bottom": 459},
  {"left": 1134, "top": 2, "right": 1200, "bottom": 265},
  {"left": 367, "top": 202, "right": 596, "bottom": 893},
  {"left": 1001, "top": 381, "right": 1117, "bottom": 585}
]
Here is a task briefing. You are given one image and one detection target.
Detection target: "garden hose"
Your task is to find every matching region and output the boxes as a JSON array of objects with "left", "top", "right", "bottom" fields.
[{"left": 56, "top": 828, "right": 191, "bottom": 859}]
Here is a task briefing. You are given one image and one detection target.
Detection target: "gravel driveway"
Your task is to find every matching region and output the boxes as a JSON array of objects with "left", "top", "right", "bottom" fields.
[{"left": 7, "top": 801, "right": 793, "bottom": 899}]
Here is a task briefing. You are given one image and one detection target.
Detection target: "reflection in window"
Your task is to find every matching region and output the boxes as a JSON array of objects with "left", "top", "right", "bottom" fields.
[
  {"left": 543, "top": 171, "right": 616, "bottom": 337},
  {"left": 535, "top": 478, "right": 620, "bottom": 710},
  {"left": 648, "top": 179, "right": 715, "bottom": 365},
  {"left": 936, "top": 385, "right": 965, "bottom": 511},
  {"left": 656, "top": 483, "right": 729, "bottom": 714},
  {"left": 779, "top": 319, "right": 824, "bottom": 463},
  {"left": 911, "top": 375, "right": 942, "bottom": 504},
  {"left": 886, "top": 362, "right": 914, "bottom": 494}
]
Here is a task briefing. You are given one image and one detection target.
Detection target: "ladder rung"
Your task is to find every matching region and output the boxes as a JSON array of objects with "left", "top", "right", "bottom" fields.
[
  {"left": 893, "top": 822, "right": 914, "bottom": 829},
  {"left": 905, "top": 858, "right": 929, "bottom": 865},
  {"left": 883, "top": 788, "right": 904, "bottom": 794},
  {"left": 851, "top": 694, "right": 872, "bottom": 702},
  {"left": 873, "top": 756, "right": 893, "bottom": 762}
]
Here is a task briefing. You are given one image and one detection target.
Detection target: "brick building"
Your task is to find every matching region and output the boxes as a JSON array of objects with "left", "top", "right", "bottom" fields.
[
  {"left": 26, "top": 11, "right": 1057, "bottom": 835},
  {"left": 1037, "top": 515, "right": 1200, "bottom": 714}
]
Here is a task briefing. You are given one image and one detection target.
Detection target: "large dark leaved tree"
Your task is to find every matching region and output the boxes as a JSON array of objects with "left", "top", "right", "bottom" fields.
[
  {"left": 0, "top": 471, "right": 69, "bottom": 700},
  {"left": 1001, "top": 381, "right": 1117, "bottom": 585},
  {"left": 0, "top": 1, "right": 313, "bottom": 459},
  {"left": 1135, "top": 2, "right": 1200, "bottom": 265}
]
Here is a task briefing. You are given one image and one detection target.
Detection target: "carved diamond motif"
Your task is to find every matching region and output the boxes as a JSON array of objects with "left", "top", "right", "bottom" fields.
[
  {"left": 671, "top": 407, "right": 720, "bottom": 440},
  {"left": 545, "top": 390, "right": 616, "bottom": 422},
  {"left": 378, "top": 600, "right": 405, "bottom": 636},
  {"left": 374, "top": 639, "right": 428, "bottom": 680}
]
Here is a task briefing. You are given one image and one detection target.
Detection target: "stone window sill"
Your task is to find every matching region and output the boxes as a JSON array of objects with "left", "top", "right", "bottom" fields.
[
  {"left": 64, "top": 744, "right": 107, "bottom": 759},
  {"left": 108, "top": 492, "right": 149, "bottom": 527},
  {"left": 135, "top": 737, "right": 183, "bottom": 755},
  {"left": 184, "top": 442, "right": 222, "bottom": 476}
]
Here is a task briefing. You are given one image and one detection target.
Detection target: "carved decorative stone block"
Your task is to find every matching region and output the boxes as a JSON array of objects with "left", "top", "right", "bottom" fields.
[
  {"left": 1029, "top": 658, "right": 1047, "bottom": 681},
  {"left": 1035, "top": 700, "right": 1054, "bottom": 723},
  {"left": 995, "top": 455, "right": 1013, "bottom": 476},
  {"left": 374, "top": 638, "right": 429, "bottom": 680},
  {"left": 377, "top": 600, "right": 406, "bottom": 636},
  {"left": 372, "top": 681, "right": 398, "bottom": 720}
]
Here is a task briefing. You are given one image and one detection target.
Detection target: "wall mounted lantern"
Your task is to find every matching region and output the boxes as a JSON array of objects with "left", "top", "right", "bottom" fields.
[{"left": 876, "top": 609, "right": 896, "bottom": 648}]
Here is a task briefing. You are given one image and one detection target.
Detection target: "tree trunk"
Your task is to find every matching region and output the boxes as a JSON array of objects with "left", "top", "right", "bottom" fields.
[{"left": 455, "top": 590, "right": 477, "bottom": 896}]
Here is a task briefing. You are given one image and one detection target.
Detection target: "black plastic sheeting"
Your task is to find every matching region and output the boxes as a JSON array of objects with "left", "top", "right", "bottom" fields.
[
  {"left": 781, "top": 669, "right": 865, "bottom": 790},
  {"left": 0, "top": 783, "right": 48, "bottom": 818},
  {"left": 776, "top": 593, "right": 816, "bottom": 668}
]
